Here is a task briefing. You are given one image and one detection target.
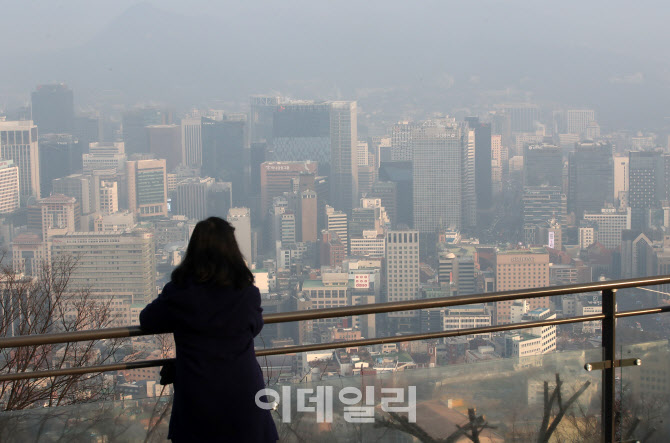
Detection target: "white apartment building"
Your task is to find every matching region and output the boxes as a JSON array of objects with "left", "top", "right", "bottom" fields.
[
  {"left": 583, "top": 207, "right": 632, "bottom": 249},
  {"left": 0, "top": 160, "right": 20, "bottom": 214},
  {"left": 0, "top": 120, "right": 40, "bottom": 204}
]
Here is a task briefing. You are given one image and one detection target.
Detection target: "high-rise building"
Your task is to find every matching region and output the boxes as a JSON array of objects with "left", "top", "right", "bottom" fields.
[
  {"left": 271, "top": 101, "right": 358, "bottom": 213},
  {"left": 83, "top": 142, "right": 127, "bottom": 174},
  {"left": 491, "top": 135, "right": 503, "bottom": 194},
  {"left": 378, "top": 162, "right": 413, "bottom": 228},
  {"left": 33, "top": 193, "right": 80, "bottom": 239},
  {"left": 172, "top": 177, "right": 233, "bottom": 221},
  {"left": 73, "top": 114, "right": 101, "bottom": 149},
  {"left": 566, "top": 109, "right": 596, "bottom": 136},
  {"left": 207, "top": 182, "right": 233, "bottom": 219},
  {"left": 465, "top": 117, "right": 493, "bottom": 213},
  {"left": 325, "top": 205, "right": 348, "bottom": 254},
  {"left": 180, "top": 117, "right": 202, "bottom": 168},
  {"left": 368, "top": 181, "right": 398, "bottom": 228},
  {"left": 524, "top": 144, "right": 563, "bottom": 188},
  {"left": 0, "top": 160, "right": 20, "bottom": 214},
  {"left": 461, "top": 125, "right": 477, "bottom": 228},
  {"left": 38, "top": 133, "right": 79, "bottom": 197},
  {"left": 629, "top": 151, "right": 663, "bottom": 230},
  {"left": 147, "top": 124, "right": 181, "bottom": 171},
  {"left": 126, "top": 159, "right": 168, "bottom": 219},
  {"left": 583, "top": 207, "right": 632, "bottom": 249},
  {"left": 568, "top": 141, "right": 614, "bottom": 220},
  {"left": 99, "top": 181, "right": 118, "bottom": 215},
  {"left": 0, "top": 120, "right": 40, "bottom": 205},
  {"left": 613, "top": 154, "right": 629, "bottom": 206},
  {"left": 620, "top": 231, "right": 654, "bottom": 279},
  {"left": 271, "top": 102, "right": 331, "bottom": 166},
  {"left": 259, "top": 161, "right": 318, "bottom": 219},
  {"left": 201, "top": 117, "right": 246, "bottom": 206},
  {"left": 31, "top": 84, "right": 74, "bottom": 135},
  {"left": 50, "top": 229, "right": 156, "bottom": 305},
  {"left": 249, "top": 96, "right": 280, "bottom": 144},
  {"left": 299, "top": 189, "right": 318, "bottom": 243},
  {"left": 494, "top": 249, "right": 551, "bottom": 323},
  {"left": 52, "top": 173, "right": 94, "bottom": 214},
  {"left": 413, "top": 120, "right": 462, "bottom": 232},
  {"left": 523, "top": 187, "right": 567, "bottom": 227},
  {"left": 438, "top": 251, "right": 476, "bottom": 296},
  {"left": 329, "top": 101, "right": 358, "bottom": 213},
  {"left": 122, "top": 108, "right": 171, "bottom": 156},
  {"left": 391, "top": 121, "right": 418, "bottom": 161},
  {"left": 495, "top": 104, "right": 539, "bottom": 133},
  {"left": 386, "top": 230, "right": 420, "bottom": 332},
  {"left": 227, "top": 207, "right": 253, "bottom": 265}
]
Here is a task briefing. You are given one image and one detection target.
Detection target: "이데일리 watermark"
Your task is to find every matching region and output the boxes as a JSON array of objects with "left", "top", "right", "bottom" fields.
[{"left": 255, "top": 385, "right": 416, "bottom": 423}]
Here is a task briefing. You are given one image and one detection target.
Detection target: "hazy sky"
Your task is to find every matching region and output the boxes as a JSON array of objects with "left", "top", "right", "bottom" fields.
[
  {"left": 2, "top": 0, "right": 668, "bottom": 57},
  {"left": 1, "top": 1, "right": 669, "bottom": 129}
]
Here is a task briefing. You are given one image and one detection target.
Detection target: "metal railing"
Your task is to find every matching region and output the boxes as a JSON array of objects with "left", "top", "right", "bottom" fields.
[{"left": 1, "top": 275, "right": 670, "bottom": 441}]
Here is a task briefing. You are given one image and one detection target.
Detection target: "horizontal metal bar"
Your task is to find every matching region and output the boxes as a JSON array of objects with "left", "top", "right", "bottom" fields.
[
  {"left": 0, "top": 313, "right": 606, "bottom": 382},
  {"left": 584, "top": 358, "right": 642, "bottom": 371},
  {"left": 615, "top": 305, "right": 670, "bottom": 318},
  {"left": 0, "top": 327, "right": 146, "bottom": 349},
  {"left": 263, "top": 275, "right": 670, "bottom": 325},
  {"left": 0, "top": 358, "right": 174, "bottom": 382},
  {"left": 1, "top": 275, "right": 669, "bottom": 350},
  {"left": 256, "top": 313, "right": 607, "bottom": 356}
]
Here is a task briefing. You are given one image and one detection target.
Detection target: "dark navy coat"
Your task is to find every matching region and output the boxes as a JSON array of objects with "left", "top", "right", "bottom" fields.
[{"left": 140, "top": 282, "right": 279, "bottom": 442}]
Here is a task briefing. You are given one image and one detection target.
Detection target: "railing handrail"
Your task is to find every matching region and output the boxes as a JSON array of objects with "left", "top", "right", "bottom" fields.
[
  {"left": 1, "top": 275, "right": 669, "bottom": 350},
  {"left": 1, "top": 305, "right": 669, "bottom": 383}
]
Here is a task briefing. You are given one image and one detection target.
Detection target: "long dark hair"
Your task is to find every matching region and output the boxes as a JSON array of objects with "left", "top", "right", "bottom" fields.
[{"left": 171, "top": 217, "right": 254, "bottom": 289}]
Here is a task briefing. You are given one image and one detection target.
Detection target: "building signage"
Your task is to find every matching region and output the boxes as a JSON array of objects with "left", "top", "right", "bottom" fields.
[
  {"left": 264, "top": 165, "right": 291, "bottom": 172},
  {"left": 354, "top": 274, "right": 370, "bottom": 289},
  {"left": 548, "top": 231, "right": 555, "bottom": 249},
  {"left": 510, "top": 256, "right": 536, "bottom": 263}
]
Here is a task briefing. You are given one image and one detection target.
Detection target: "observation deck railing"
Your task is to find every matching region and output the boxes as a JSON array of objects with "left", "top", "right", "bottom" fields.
[{"left": 1, "top": 275, "right": 670, "bottom": 441}]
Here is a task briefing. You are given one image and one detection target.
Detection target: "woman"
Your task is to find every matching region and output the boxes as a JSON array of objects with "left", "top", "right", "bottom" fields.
[{"left": 140, "top": 217, "right": 279, "bottom": 442}]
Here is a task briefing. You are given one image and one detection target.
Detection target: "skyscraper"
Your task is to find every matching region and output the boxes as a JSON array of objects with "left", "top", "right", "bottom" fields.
[
  {"left": 629, "top": 151, "right": 663, "bottom": 231},
  {"left": 126, "top": 159, "right": 168, "bottom": 219},
  {"left": 329, "top": 101, "right": 358, "bottom": 213},
  {"left": 412, "top": 120, "right": 462, "bottom": 232},
  {"left": 523, "top": 144, "right": 563, "bottom": 188},
  {"left": 249, "top": 96, "right": 280, "bottom": 144},
  {"left": 147, "top": 124, "right": 181, "bottom": 171},
  {"left": 0, "top": 160, "right": 20, "bottom": 214},
  {"left": 259, "top": 161, "right": 318, "bottom": 220},
  {"left": 271, "top": 102, "right": 331, "bottom": 166},
  {"left": 491, "top": 135, "right": 504, "bottom": 194},
  {"left": 567, "top": 141, "right": 614, "bottom": 220},
  {"left": 271, "top": 101, "right": 358, "bottom": 213},
  {"left": 566, "top": 109, "right": 596, "bottom": 136},
  {"left": 227, "top": 207, "right": 253, "bottom": 264},
  {"left": 122, "top": 108, "right": 171, "bottom": 156},
  {"left": 386, "top": 230, "right": 420, "bottom": 332},
  {"left": 181, "top": 117, "right": 202, "bottom": 168},
  {"left": 495, "top": 103, "right": 539, "bottom": 133},
  {"left": 31, "top": 84, "right": 74, "bottom": 135},
  {"left": 38, "top": 133, "right": 79, "bottom": 197},
  {"left": 201, "top": 117, "right": 246, "bottom": 206},
  {"left": 0, "top": 120, "right": 40, "bottom": 205},
  {"left": 466, "top": 117, "right": 493, "bottom": 214},
  {"left": 391, "top": 121, "right": 418, "bottom": 161},
  {"left": 461, "top": 125, "right": 477, "bottom": 228},
  {"left": 325, "top": 205, "right": 348, "bottom": 254}
]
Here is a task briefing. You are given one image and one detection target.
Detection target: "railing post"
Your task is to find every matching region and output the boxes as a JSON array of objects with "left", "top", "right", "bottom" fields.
[{"left": 601, "top": 288, "right": 616, "bottom": 442}]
